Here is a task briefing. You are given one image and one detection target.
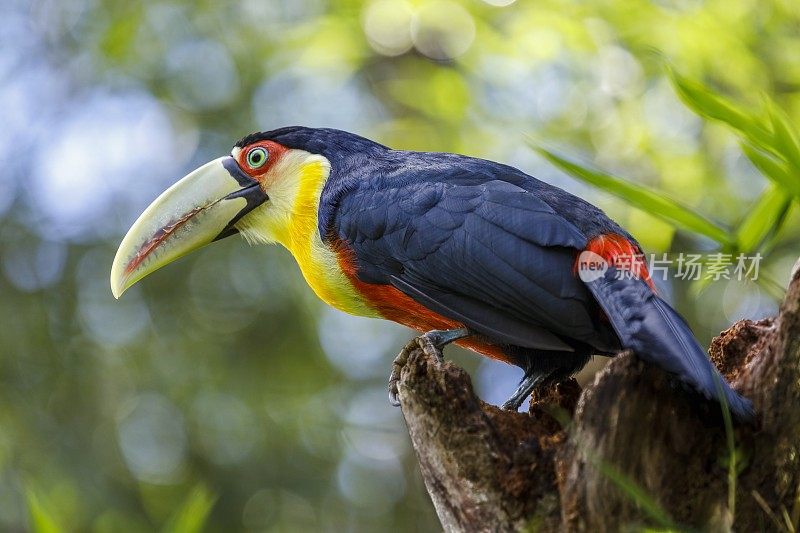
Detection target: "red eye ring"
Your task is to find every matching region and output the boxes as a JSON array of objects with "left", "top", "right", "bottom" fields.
[{"left": 236, "top": 139, "right": 289, "bottom": 175}]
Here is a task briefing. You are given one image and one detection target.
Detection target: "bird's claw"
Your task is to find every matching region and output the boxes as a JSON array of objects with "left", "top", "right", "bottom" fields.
[
  {"left": 388, "top": 330, "right": 460, "bottom": 406},
  {"left": 387, "top": 346, "right": 408, "bottom": 407}
]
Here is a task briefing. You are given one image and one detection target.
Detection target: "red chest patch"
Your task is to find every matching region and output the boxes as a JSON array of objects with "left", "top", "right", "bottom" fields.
[{"left": 331, "top": 239, "right": 514, "bottom": 364}]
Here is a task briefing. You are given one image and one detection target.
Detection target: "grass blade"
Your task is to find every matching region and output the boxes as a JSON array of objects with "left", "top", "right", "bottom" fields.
[
  {"left": 669, "top": 70, "right": 764, "bottom": 140},
  {"left": 712, "top": 373, "right": 738, "bottom": 522},
  {"left": 25, "top": 488, "right": 62, "bottom": 533},
  {"left": 668, "top": 68, "right": 800, "bottom": 174},
  {"left": 752, "top": 490, "right": 791, "bottom": 532},
  {"left": 162, "top": 484, "right": 216, "bottom": 533},
  {"left": 532, "top": 146, "right": 733, "bottom": 246},
  {"left": 595, "top": 460, "right": 683, "bottom": 531},
  {"left": 767, "top": 101, "right": 800, "bottom": 172},
  {"left": 780, "top": 505, "right": 796, "bottom": 533},
  {"left": 741, "top": 142, "right": 800, "bottom": 198},
  {"left": 735, "top": 185, "right": 793, "bottom": 253},
  {"left": 668, "top": 69, "right": 772, "bottom": 149}
]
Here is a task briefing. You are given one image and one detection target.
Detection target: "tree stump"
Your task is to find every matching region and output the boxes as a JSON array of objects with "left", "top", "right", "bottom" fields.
[{"left": 396, "top": 263, "right": 800, "bottom": 532}]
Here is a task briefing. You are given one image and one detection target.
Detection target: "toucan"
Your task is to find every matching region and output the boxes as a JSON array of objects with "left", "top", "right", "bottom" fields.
[{"left": 110, "top": 127, "right": 754, "bottom": 421}]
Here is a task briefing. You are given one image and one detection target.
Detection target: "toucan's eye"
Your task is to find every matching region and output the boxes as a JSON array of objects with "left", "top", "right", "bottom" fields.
[{"left": 246, "top": 147, "right": 268, "bottom": 169}]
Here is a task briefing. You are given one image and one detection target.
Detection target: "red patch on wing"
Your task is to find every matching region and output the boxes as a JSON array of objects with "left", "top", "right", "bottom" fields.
[
  {"left": 578, "top": 233, "right": 655, "bottom": 290},
  {"left": 332, "top": 239, "right": 514, "bottom": 364}
]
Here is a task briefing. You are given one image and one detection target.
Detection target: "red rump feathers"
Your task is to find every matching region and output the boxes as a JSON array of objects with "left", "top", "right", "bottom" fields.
[{"left": 578, "top": 234, "right": 655, "bottom": 290}]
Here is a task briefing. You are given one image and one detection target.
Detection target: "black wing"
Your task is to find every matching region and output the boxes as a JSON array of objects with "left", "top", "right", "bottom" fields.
[{"left": 332, "top": 164, "right": 619, "bottom": 354}]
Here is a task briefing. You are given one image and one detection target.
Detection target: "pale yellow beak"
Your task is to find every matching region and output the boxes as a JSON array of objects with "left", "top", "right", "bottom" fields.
[{"left": 110, "top": 156, "right": 268, "bottom": 298}]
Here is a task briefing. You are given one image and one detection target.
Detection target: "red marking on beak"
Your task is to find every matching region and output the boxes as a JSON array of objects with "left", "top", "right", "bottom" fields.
[{"left": 124, "top": 206, "right": 205, "bottom": 275}]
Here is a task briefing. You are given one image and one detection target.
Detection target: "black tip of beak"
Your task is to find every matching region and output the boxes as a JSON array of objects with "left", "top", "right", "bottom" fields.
[{"left": 214, "top": 157, "right": 269, "bottom": 241}]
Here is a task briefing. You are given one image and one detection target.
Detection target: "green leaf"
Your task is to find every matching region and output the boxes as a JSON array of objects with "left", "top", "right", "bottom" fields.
[
  {"left": 532, "top": 146, "right": 734, "bottom": 246},
  {"left": 668, "top": 69, "right": 771, "bottom": 148},
  {"left": 735, "top": 185, "right": 793, "bottom": 253},
  {"left": 740, "top": 142, "right": 800, "bottom": 198},
  {"left": 668, "top": 69, "right": 800, "bottom": 171},
  {"left": 161, "top": 485, "right": 216, "bottom": 533},
  {"left": 767, "top": 100, "right": 800, "bottom": 172},
  {"left": 25, "top": 488, "right": 62, "bottom": 533}
]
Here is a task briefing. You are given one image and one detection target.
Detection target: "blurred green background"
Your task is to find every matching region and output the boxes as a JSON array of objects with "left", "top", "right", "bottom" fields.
[{"left": 2, "top": 0, "right": 799, "bottom": 530}]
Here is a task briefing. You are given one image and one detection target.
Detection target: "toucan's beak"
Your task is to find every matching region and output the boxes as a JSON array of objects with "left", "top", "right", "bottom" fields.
[{"left": 110, "top": 156, "right": 268, "bottom": 298}]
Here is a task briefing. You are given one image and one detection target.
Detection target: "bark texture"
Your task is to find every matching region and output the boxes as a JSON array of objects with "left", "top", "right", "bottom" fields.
[{"left": 396, "top": 265, "right": 800, "bottom": 532}]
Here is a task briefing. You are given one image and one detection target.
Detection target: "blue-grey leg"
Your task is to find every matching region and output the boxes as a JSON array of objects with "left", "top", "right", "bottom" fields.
[{"left": 501, "top": 370, "right": 553, "bottom": 411}]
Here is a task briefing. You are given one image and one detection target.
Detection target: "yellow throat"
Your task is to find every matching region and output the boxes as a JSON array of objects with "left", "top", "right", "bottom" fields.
[{"left": 235, "top": 149, "right": 378, "bottom": 318}]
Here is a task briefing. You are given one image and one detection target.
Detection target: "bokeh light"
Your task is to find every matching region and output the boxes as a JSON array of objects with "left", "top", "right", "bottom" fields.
[
  {"left": 411, "top": 1, "right": 476, "bottom": 61},
  {"left": 0, "top": 0, "right": 797, "bottom": 529},
  {"left": 117, "top": 393, "right": 188, "bottom": 485},
  {"left": 363, "top": 0, "right": 415, "bottom": 57}
]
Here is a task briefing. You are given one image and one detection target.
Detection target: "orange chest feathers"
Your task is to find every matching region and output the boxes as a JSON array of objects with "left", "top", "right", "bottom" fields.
[{"left": 332, "top": 239, "right": 512, "bottom": 364}]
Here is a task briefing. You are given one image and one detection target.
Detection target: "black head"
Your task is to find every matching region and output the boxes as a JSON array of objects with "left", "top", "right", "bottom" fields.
[{"left": 234, "top": 127, "right": 388, "bottom": 162}]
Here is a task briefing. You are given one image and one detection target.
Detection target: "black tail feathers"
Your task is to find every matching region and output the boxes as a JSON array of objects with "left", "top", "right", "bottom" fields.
[{"left": 585, "top": 268, "right": 755, "bottom": 423}]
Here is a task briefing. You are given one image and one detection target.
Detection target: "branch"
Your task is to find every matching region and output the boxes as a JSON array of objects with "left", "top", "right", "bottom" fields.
[{"left": 397, "top": 264, "right": 800, "bottom": 532}]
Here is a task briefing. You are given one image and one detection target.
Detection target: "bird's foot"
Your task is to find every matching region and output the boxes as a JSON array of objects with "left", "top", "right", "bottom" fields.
[
  {"left": 388, "top": 328, "right": 470, "bottom": 407},
  {"left": 501, "top": 371, "right": 550, "bottom": 411}
]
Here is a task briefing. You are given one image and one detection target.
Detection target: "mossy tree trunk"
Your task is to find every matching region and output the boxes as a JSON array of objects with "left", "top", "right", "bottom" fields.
[{"left": 396, "top": 264, "right": 800, "bottom": 532}]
